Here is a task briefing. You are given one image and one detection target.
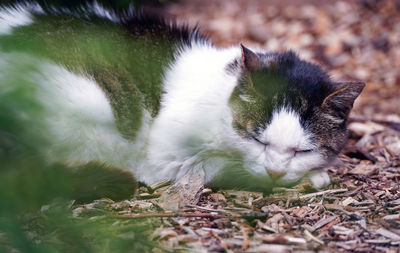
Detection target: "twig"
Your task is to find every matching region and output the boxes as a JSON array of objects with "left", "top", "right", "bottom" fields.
[
  {"left": 240, "top": 226, "right": 250, "bottom": 250},
  {"left": 309, "top": 216, "right": 338, "bottom": 232},
  {"left": 187, "top": 204, "right": 227, "bottom": 214},
  {"left": 299, "top": 189, "right": 348, "bottom": 199},
  {"left": 114, "top": 210, "right": 269, "bottom": 220},
  {"left": 115, "top": 212, "right": 227, "bottom": 219},
  {"left": 304, "top": 230, "right": 324, "bottom": 245},
  {"left": 349, "top": 117, "right": 400, "bottom": 131}
]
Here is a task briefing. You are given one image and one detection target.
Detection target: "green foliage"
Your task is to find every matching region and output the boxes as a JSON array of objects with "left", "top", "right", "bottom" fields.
[
  {"left": 203, "top": 150, "right": 273, "bottom": 193},
  {"left": 0, "top": 198, "right": 159, "bottom": 252},
  {"left": 0, "top": 13, "right": 174, "bottom": 139},
  {"left": 0, "top": 86, "right": 150, "bottom": 252},
  {"left": 0, "top": 11, "right": 162, "bottom": 252},
  {"left": 72, "top": 162, "right": 137, "bottom": 204},
  {"left": 209, "top": 162, "right": 298, "bottom": 194},
  {"left": 0, "top": 1, "right": 176, "bottom": 251}
]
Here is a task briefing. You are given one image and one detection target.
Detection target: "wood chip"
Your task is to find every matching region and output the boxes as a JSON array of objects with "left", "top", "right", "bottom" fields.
[
  {"left": 383, "top": 214, "right": 400, "bottom": 220},
  {"left": 349, "top": 163, "right": 378, "bottom": 176},
  {"left": 309, "top": 216, "right": 338, "bottom": 232},
  {"left": 248, "top": 244, "right": 293, "bottom": 253},
  {"left": 376, "top": 228, "right": 400, "bottom": 241}
]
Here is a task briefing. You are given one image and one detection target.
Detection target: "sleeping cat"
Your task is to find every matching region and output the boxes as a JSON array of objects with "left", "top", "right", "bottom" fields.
[{"left": 0, "top": 1, "right": 364, "bottom": 198}]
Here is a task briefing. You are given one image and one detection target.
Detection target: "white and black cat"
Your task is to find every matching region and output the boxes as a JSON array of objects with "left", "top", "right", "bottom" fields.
[{"left": 0, "top": 1, "right": 364, "bottom": 198}]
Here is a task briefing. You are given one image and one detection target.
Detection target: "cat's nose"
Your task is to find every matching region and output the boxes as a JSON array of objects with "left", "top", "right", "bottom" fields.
[{"left": 267, "top": 170, "right": 286, "bottom": 179}]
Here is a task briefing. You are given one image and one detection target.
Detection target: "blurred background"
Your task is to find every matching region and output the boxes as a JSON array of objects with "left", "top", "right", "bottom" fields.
[{"left": 159, "top": 0, "right": 400, "bottom": 120}]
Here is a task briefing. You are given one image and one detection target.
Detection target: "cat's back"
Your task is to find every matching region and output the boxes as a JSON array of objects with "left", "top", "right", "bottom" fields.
[{"left": 0, "top": 1, "right": 209, "bottom": 168}]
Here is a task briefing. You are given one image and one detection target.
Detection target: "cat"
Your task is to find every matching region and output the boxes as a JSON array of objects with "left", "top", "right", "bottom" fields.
[{"left": 0, "top": 1, "right": 364, "bottom": 199}]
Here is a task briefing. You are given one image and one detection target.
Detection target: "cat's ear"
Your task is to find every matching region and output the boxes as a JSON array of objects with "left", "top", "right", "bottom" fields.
[
  {"left": 240, "top": 44, "right": 261, "bottom": 71},
  {"left": 322, "top": 81, "right": 365, "bottom": 115}
]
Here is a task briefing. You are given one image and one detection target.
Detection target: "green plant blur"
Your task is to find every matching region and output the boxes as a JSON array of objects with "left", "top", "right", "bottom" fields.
[{"left": 0, "top": 1, "right": 168, "bottom": 252}]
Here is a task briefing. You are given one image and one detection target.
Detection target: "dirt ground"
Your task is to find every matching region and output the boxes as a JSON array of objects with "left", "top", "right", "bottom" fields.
[{"left": 71, "top": 1, "right": 400, "bottom": 252}]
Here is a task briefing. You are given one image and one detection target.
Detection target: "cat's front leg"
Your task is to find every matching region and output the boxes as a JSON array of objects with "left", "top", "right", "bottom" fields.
[{"left": 309, "top": 170, "right": 331, "bottom": 189}]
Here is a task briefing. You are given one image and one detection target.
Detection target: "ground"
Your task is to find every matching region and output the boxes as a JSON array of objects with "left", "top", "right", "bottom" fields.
[{"left": 20, "top": 0, "right": 400, "bottom": 252}]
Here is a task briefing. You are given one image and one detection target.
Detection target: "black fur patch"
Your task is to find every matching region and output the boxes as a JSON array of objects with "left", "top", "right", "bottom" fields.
[
  {"left": 122, "top": 12, "right": 210, "bottom": 49},
  {"left": 3, "top": 0, "right": 210, "bottom": 48},
  {"left": 271, "top": 51, "right": 330, "bottom": 121}
]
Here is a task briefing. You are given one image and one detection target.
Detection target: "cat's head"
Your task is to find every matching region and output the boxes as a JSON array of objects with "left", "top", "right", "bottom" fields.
[{"left": 227, "top": 44, "right": 364, "bottom": 183}]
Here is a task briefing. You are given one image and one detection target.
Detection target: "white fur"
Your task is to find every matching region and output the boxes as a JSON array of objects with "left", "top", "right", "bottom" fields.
[
  {"left": 268, "top": 110, "right": 324, "bottom": 180},
  {"left": 137, "top": 44, "right": 327, "bottom": 186},
  {"left": 136, "top": 44, "right": 241, "bottom": 183},
  {"left": 0, "top": 4, "right": 39, "bottom": 35},
  {"left": 0, "top": 1, "right": 118, "bottom": 35},
  {"left": 309, "top": 170, "right": 331, "bottom": 188},
  {"left": 1, "top": 51, "right": 149, "bottom": 169},
  {"left": 33, "top": 62, "right": 148, "bottom": 169},
  {"left": 260, "top": 108, "right": 324, "bottom": 180},
  {"left": 220, "top": 107, "right": 326, "bottom": 183},
  {"left": 91, "top": 1, "right": 119, "bottom": 22}
]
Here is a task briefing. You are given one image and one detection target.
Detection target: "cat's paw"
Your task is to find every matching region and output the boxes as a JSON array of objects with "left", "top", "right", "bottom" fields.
[{"left": 309, "top": 170, "right": 330, "bottom": 189}]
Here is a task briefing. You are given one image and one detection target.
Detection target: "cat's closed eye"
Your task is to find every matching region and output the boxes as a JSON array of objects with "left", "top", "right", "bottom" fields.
[
  {"left": 250, "top": 135, "right": 269, "bottom": 146},
  {"left": 293, "top": 149, "right": 313, "bottom": 156}
]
